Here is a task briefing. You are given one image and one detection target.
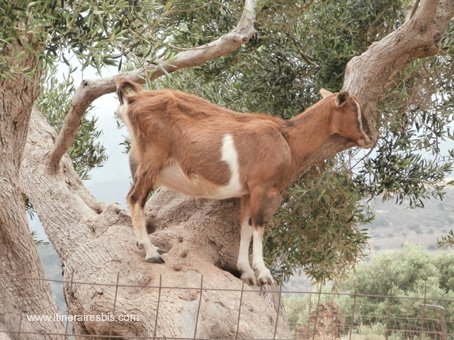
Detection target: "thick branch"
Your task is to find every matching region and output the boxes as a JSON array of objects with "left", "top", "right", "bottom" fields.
[
  {"left": 343, "top": 0, "right": 453, "bottom": 142},
  {"left": 416, "top": 0, "right": 439, "bottom": 23},
  {"left": 47, "top": 0, "right": 257, "bottom": 174},
  {"left": 293, "top": 0, "right": 453, "bottom": 174},
  {"left": 407, "top": 0, "right": 421, "bottom": 21}
]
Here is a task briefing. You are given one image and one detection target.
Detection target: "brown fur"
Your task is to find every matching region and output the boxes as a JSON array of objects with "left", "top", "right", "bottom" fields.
[{"left": 116, "top": 78, "right": 371, "bottom": 274}]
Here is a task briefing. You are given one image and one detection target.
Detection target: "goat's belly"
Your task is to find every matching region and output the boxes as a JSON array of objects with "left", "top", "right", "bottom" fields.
[{"left": 155, "top": 165, "right": 247, "bottom": 199}]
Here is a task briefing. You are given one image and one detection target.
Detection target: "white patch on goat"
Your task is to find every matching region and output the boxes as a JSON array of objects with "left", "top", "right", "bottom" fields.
[
  {"left": 155, "top": 134, "right": 245, "bottom": 199},
  {"left": 218, "top": 133, "right": 244, "bottom": 198},
  {"left": 353, "top": 99, "right": 371, "bottom": 146}
]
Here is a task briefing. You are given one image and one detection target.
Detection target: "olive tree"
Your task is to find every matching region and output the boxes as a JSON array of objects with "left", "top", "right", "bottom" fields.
[{"left": 0, "top": 0, "right": 453, "bottom": 338}]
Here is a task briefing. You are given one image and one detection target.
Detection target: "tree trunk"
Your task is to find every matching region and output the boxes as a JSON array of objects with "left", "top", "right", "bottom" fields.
[{"left": 0, "top": 46, "right": 64, "bottom": 338}]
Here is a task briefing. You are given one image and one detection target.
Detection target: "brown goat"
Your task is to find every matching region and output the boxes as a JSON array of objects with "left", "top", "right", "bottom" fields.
[{"left": 116, "top": 79, "right": 372, "bottom": 285}]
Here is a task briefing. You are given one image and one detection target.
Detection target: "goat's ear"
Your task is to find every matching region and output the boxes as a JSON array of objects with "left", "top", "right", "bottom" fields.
[
  {"left": 320, "top": 88, "right": 333, "bottom": 98},
  {"left": 116, "top": 78, "right": 143, "bottom": 104},
  {"left": 336, "top": 91, "right": 349, "bottom": 107}
]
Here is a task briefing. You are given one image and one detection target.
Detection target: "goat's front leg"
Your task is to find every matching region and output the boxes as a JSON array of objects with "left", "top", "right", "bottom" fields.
[
  {"left": 252, "top": 227, "right": 273, "bottom": 285},
  {"left": 127, "top": 179, "right": 164, "bottom": 263},
  {"left": 249, "top": 186, "right": 278, "bottom": 285}
]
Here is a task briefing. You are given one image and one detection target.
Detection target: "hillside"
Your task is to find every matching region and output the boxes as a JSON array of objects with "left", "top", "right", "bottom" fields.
[{"left": 366, "top": 184, "right": 454, "bottom": 252}]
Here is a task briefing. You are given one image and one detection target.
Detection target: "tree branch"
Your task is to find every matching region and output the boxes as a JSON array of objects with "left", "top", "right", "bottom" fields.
[
  {"left": 47, "top": 0, "right": 257, "bottom": 174},
  {"left": 290, "top": 0, "right": 453, "bottom": 176},
  {"left": 407, "top": 0, "right": 421, "bottom": 22},
  {"left": 415, "top": 0, "right": 438, "bottom": 24},
  {"left": 343, "top": 0, "right": 453, "bottom": 143}
]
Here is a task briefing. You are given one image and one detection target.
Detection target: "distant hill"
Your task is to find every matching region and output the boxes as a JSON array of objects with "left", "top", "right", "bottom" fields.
[
  {"left": 366, "top": 184, "right": 454, "bottom": 252},
  {"left": 286, "top": 184, "right": 454, "bottom": 290}
]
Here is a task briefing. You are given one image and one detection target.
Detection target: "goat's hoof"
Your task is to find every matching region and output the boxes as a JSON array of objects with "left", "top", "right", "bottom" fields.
[
  {"left": 240, "top": 272, "right": 257, "bottom": 286},
  {"left": 136, "top": 241, "right": 144, "bottom": 250},
  {"left": 145, "top": 255, "right": 165, "bottom": 264},
  {"left": 257, "top": 270, "right": 274, "bottom": 286}
]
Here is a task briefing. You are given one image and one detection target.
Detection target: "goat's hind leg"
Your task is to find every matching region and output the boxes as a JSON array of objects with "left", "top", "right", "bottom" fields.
[
  {"left": 237, "top": 196, "right": 256, "bottom": 285},
  {"left": 127, "top": 177, "right": 164, "bottom": 264},
  {"left": 250, "top": 186, "right": 282, "bottom": 285}
]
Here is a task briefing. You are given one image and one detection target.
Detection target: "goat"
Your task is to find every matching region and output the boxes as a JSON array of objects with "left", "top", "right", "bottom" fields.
[{"left": 116, "top": 79, "right": 372, "bottom": 285}]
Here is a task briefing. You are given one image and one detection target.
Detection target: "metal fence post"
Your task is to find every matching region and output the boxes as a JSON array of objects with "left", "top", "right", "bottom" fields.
[
  {"left": 108, "top": 272, "right": 121, "bottom": 339},
  {"left": 438, "top": 308, "right": 447, "bottom": 340},
  {"left": 193, "top": 275, "right": 204, "bottom": 339},
  {"left": 153, "top": 275, "right": 162, "bottom": 340},
  {"left": 311, "top": 284, "right": 323, "bottom": 340},
  {"left": 273, "top": 284, "right": 283, "bottom": 340},
  {"left": 64, "top": 271, "right": 74, "bottom": 339},
  {"left": 348, "top": 284, "right": 357, "bottom": 340},
  {"left": 17, "top": 295, "right": 25, "bottom": 340},
  {"left": 235, "top": 281, "right": 245, "bottom": 340},
  {"left": 385, "top": 289, "right": 392, "bottom": 340},
  {"left": 420, "top": 281, "right": 427, "bottom": 339}
]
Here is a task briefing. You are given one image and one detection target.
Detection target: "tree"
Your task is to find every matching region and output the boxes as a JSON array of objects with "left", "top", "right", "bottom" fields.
[
  {"left": 36, "top": 66, "right": 107, "bottom": 180},
  {"left": 284, "top": 245, "right": 454, "bottom": 338},
  {"left": 334, "top": 245, "right": 454, "bottom": 337},
  {"left": 0, "top": 0, "right": 453, "bottom": 338}
]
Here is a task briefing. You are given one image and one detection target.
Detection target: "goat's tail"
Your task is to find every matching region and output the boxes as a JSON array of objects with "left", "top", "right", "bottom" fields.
[{"left": 115, "top": 77, "right": 143, "bottom": 104}]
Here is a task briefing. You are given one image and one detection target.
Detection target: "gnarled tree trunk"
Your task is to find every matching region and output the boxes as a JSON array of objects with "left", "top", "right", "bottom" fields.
[{"left": 0, "top": 42, "right": 64, "bottom": 338}]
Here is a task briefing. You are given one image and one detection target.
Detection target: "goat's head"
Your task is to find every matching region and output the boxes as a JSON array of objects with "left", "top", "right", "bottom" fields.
[{"left": 320, "top": 89, "right": 372, "bottom": 148}]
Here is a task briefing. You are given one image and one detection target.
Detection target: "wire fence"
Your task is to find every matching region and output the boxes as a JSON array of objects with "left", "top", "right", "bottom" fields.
[{"left": 0, "top": 274, "right": 452, "bottom": 340}]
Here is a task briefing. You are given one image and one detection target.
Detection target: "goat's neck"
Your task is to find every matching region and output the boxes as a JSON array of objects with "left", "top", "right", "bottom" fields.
[{"left": 285, "top": 107, "right": 333, "bottom": 178}]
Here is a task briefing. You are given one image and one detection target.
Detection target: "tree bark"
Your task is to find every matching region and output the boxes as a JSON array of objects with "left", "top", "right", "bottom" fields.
[{"left": 0, "top": 43, "right": 64, "bottom": 338}]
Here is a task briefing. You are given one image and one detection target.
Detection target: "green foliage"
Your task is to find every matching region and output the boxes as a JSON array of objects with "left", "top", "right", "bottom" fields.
[
  {"left": 36, "top": 66, "right": 106, "bottom": 180},
  {"left": 336, "top": 245, "right": 454, "bottom": 295},
  {"left": 267, "top": 171, "right": 372, "bottom": 283},
  {"left": 334, "top": 245, "right": 454, "bottom": 335},
  {"left": 297, "top": 0, "right": 404, "bottom": 92},
  {"left": 356, "top": 56, "right": 454, "bottom": 207},
  {"left": 284, "top": 246, "right": 454, "bottom": 338},
  {"left": 438, "top": 229, "right": 454, "bottom": 249},
  {"left": 0, "top": 0, "right": 176, "bottom": 78}
]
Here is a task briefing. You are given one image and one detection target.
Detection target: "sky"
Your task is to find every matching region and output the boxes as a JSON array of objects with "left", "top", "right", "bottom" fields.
[{"left": 59, "top": 62, "right": 132, "bottom": 202}]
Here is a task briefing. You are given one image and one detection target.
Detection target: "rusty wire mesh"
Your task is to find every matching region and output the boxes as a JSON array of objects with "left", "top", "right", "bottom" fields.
[{"left": 0, "top": 274, "right": 452, "bottom": 339}]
